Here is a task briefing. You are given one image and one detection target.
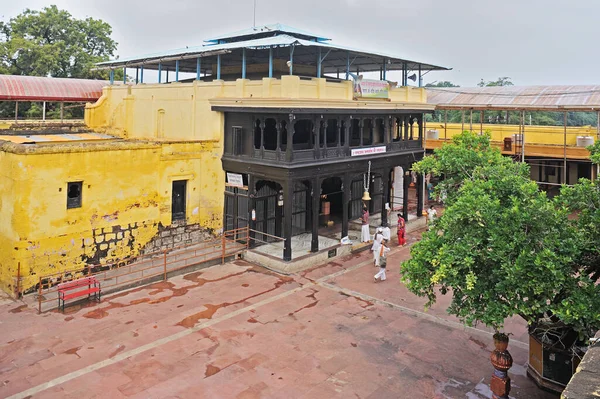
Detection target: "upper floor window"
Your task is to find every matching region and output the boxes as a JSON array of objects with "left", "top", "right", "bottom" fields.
[
  {"left": 263, "top": 118, "right": 278, "bottom": 150},
  {"left": 67, "top": 182, "right": 82, "bottom": 209},
  {"left": 293, "top": 119, "right": 313, "bottom": 150}
]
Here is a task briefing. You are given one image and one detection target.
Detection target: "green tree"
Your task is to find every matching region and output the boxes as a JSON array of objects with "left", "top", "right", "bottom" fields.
[
  {"left": 477, "top": 76, "right": 514, "bottom": 87},
  {"left": 0, "top": 5, "right": 117, "bottom": 79},
  {"left": 425, "top": 81, "right": 460, "bottom": 88},
  {"left": 402, "top": 131, "right": 600, "bottom": 348}
]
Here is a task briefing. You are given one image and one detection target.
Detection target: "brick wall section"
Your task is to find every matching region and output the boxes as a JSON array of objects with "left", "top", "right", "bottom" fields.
[{"left": 141, "top": 222, "right": 213, "bottom": 255}]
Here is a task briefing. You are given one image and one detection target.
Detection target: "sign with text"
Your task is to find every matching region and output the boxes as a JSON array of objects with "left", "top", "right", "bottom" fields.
[
  {"left": 354, "top": 79, "right": 389, "bottom": 99},
  {"left": 351, "top": 146, "right": 387, "bottom": 157},
  {"left": 226, "top": 172, "right": 244, "bottom": 187}
]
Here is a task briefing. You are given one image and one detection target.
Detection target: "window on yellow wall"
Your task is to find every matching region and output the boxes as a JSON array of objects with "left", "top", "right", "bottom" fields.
[{"left": 67, "top": 182, "right": 82, "bottom": 209}]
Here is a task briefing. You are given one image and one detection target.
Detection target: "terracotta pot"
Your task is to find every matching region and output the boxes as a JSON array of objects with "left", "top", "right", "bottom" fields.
[
  {"left": 491, "top": 349, "right": 513, "bottom": 372},
  {"left": 494, "top": 339, "right": 509, "bottom": 352}
]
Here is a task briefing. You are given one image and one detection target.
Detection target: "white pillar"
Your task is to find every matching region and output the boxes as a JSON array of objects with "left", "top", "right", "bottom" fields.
[{"left": 42, "top": 101, "right": 46, "bottom": 121}]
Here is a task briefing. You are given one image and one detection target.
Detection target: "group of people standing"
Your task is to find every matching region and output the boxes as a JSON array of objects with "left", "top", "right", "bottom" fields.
[{"left": 361, "top": 206, "right": 409, "bottom": 283}]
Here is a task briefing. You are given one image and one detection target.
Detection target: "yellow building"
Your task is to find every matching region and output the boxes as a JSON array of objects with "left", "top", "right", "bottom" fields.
[{"left": 0, "top": 24, "right": 448, "bottom": 295}]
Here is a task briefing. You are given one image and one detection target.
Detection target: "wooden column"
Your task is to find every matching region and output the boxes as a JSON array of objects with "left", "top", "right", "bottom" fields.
[
  {"left": 286, "top": 115, "right": 294, "bottom": 162},
  {"left": 342, "top": 173, "right": 350, "bottom": 238},
  {"left": 416, "top": 172, "right": 424, "bottom": 218},
  {"left": 403, "top": 170, "right": 410, "bottom": 222},
  {"left": 311, "top": 177, "right": 320, "bottom": 252},
  {"left": 248, "top": 174, "right": 256, "bottom": 249},
  {"left": 381, "top": 168, "right": 390, "bottom": 227},
  {"left": 283, "top": 181, "right": 294, "bottom": 261}
]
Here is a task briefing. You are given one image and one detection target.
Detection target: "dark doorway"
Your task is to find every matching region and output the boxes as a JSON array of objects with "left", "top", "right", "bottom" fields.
[
  {"left": 577, "top": 162, "right": 592, "bottom": 181},
  {"left": 255, "top": 180, "right": 282, "bottom": 242},
  {"left": 321, "top": 177, "right": 343, "bottom": 227},
  {"left": 172, "top": 180, "right": 187, "bottom": 222}
]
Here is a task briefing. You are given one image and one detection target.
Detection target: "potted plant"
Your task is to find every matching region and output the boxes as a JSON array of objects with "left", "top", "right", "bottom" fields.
[{"left": 401, "top": 132, "right": 600, "bottom": 393}]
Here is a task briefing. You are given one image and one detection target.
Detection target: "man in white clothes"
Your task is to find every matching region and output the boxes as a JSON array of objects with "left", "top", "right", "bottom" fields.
[
  {"left": 374, "top": 239, "right": 390, "bottom": 282},
  {"left": 360, "top": 206, "right": 370, "bottom": 243},
  {"left": 427, "top": 205, "right": 437, "bottom": 230},
  {"left": 371, "top": 227, "right": 384, "bottom": 266}
]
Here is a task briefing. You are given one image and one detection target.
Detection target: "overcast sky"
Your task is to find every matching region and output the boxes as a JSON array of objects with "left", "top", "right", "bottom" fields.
[{"left": 2, "top": 0, "right": 599, "bottom": 87}]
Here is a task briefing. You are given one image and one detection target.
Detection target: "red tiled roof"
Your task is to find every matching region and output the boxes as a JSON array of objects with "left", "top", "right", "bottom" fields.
[{"left": 0, "top": 75, "right": 106, "bottom": 102}]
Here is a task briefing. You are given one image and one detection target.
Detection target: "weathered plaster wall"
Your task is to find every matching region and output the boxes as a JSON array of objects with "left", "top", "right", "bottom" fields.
[{"left": 0, "top": 139, "right": 223, "bottom": 294}]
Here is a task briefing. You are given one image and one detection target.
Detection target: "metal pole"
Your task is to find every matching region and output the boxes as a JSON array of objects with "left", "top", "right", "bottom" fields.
[
  {"left": 42, "top": 101, "right": 46, "bottom": 121},
  {"left": 163, "top": 250, "right": 167, "bottom": 281},
  {"left": 480, "top": 110, "right": 484, "bottom": 134},
  {"left": 317, "top": 47, "right": 322, "bottom": 78},
  {"left": 461, "top": 110, "right": 465, "bottom": 132},
  {"left": 289, "top": 46, "right": 293, "bottom": 75},
  {"left": 469, "top": 110, "right": 473, "bottom": 132},
  {"left": 382, "top": 58, "right": 387, "bottom": 80},
  {"left": 60, "top": 102, "right": 64, "bottom": 122},
  {"left": 269, "top": 47, "right": 273, "bottom": 78},
  {"left": 158, "top": 63, "right": 162, "bottom": 83},
  {"left": 217, "top": 54, "right": 221, "bottom": 80},
  {"left": 444, "top": 110, "right": 448, "bottom": 140},
  {"left": 15, "top": 101, "right": 18, "bottom": 123},
  {"left": 418, "top": 64, "right": 422, "bottom": 87},
  {"left": 140, "top": 65, "right": 144, "bottom": 83},
  {"left": 135, "top": 67, "right": 138, "bottom": 84},
  {"left": 109, "top": 69, "right": 114, "bottom": 84},
  {"left": 196, "top": 57, "right": 201, "bottom": 80},
  {"left": 521, "top": 111, "right": 525, "bottom": 163},
  {"left": 346, "top": 51, "right": 350, "bottom": 80},
  {"left": 175, "top": 60, "right": 179, "bottom": 82},
  {"left": 123, "top": 67, "right": 127, "bottom": 84},
  {"left": 564, "top": 112, "right": 568, "bottom": 184},
  {"left": 242, "top": 48, "right": 246, "bottom": 79}
]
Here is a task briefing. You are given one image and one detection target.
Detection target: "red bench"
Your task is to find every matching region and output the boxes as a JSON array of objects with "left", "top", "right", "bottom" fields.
[{"left": 57, "top": 276, "right": 101, "bottom": 311}]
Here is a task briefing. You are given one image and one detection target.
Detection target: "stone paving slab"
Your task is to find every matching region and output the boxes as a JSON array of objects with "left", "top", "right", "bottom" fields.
[{"left": 0, "top": 230, "right": 557, "bottom": 399}]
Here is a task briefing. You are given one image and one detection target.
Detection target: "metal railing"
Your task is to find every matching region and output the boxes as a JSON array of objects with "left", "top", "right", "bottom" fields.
[{"left": 34, "top": 227, "right": 249, "bottom": 313}]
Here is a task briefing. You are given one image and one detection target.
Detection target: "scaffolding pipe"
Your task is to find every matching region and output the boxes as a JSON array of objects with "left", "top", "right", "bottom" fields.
[
  {"left": 564, "top": 112, "right": 568, "bottom": 184},
  {"left": 469, "top": 110, "right": 473, "bottom": 132},
  {"left": 444, "top": 110, "right": 448, "bottom": 140}
]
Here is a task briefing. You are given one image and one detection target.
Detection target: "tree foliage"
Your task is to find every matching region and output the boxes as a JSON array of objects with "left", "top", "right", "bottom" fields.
[
  {"left": 402, "top": 131, "right": 600, "bottom": 343},
  {"left": 0, "top": 5, "right": 117, "bottom": 79},
  {"left": 0, "top": 6, "right": 121, "bottom": 119}
]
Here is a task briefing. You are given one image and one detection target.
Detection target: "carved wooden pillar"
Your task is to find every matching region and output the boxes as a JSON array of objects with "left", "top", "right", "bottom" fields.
[
  {"left": 342, "top": 173, "right": 350, "bottom": 238},
  {"left": 403, "top": 170, "right": 410, "bottom": 222},
  {"left": 286, "top": 114, "right": 294, "bottom": 162},
  {"left": 490, "top": 333, "right": 513, "bottom": 399},
  {"left": 311, "top": 177, "right": 320, "bottom": 252},
  {"left": 282, "top": 180, "right": 294, "bottom": 261}
]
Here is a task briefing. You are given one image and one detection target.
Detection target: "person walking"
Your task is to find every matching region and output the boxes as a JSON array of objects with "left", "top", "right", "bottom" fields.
[
  {"left": 374, "top": 239, "right": 390, "bottom": 282},
  {"left": 371, "top": 227, "right": 383, "bottom": 266},
  {"left": 427, "top": 205, "right": 437, "bottom": 229},
  {"left": 397, "top": 214, "right": 406, "bottom": 246},
  {"left": 361, "top": 206, "right": 370, "bottom": 243}
]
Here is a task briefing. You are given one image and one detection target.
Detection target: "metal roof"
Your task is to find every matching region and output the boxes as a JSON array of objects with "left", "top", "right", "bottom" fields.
[
  {"left": 0, "top": 75, "right": 107, "bottom": 102},
  {"left": 96, "top": 28, "right": 449, "bottom": 73},
  {"left": 204, "top": 23, "right": 330, "bottom": 43},
  {"left": 427, "top": 85, "right": 600, "bottom": 111}
]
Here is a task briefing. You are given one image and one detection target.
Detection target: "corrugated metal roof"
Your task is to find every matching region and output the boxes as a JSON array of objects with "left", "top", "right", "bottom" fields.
[
  {"left": 0, "top": 132, "right": 116, "bottom": 144},
  {"left": 427, "top": 85, "right": 600, "bottom": 111},
  {"left": 204, "top": 23, "right": 330, "bottom": 43},
  {"left": 0, "top": 75, "right": 106, "bottom": 102},
  {"left": 96, "top": 34, "right": 449, "bottom": 72}
]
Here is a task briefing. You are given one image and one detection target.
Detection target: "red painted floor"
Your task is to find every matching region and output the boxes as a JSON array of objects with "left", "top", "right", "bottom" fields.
[{"left": 0, "top": 229, "right": 556, "bottom": 399}]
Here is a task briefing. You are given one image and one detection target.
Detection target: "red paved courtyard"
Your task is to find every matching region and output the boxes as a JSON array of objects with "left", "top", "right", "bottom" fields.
[{"left": 0, "top": 230, "right": 557, "bottom": 398}]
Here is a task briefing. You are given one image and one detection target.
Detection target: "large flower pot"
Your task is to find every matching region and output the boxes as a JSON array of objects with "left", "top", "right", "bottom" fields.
[{"left": 527, "top": 333, "right": 581, "bottom": 393}]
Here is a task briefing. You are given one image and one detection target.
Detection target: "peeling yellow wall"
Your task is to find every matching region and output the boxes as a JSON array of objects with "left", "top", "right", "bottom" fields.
[
  {"left": 0, "top": 140, "right": 223, "bottom": 294},
  {"left": 427, "top": 122, "right": 598, "bottom": 147}
]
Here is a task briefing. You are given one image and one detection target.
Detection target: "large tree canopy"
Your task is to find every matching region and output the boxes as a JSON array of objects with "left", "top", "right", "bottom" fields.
[
  {"left": 0, "top": 5, "right": 117, "bottom": 79},
  {"left": 402, "top": 132, "right": 600, "bottom": 344}
]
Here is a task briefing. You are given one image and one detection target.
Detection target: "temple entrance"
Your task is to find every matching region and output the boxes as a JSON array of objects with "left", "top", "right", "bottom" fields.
[
  {"left": 254, "top": 180, "right": 282, "bottom": 242},
  {"left": 319, "top": 177, "right": 343, "bottom": 230}
]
